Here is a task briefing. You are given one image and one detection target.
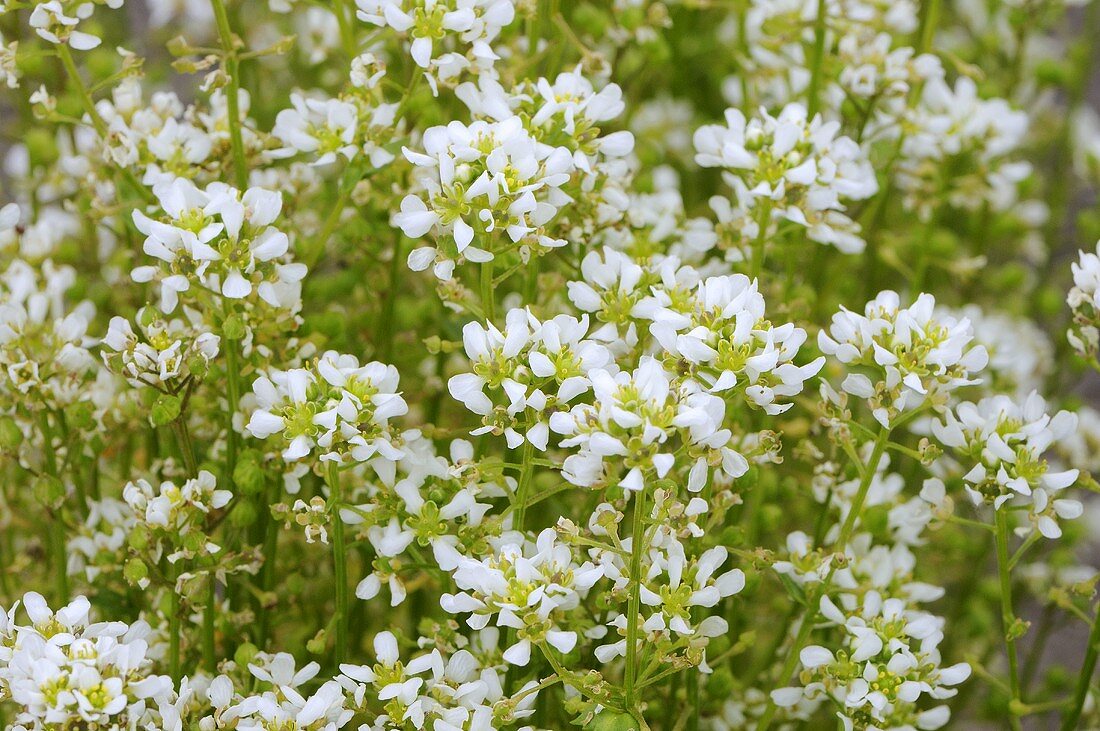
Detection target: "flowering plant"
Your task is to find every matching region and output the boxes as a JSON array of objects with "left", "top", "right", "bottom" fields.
[{"left": 3, "top": 0, "right": 1100, "bottom": 728}]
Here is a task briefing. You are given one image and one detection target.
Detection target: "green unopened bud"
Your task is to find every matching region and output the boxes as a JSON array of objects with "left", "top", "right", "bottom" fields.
[
  {"left": 184, "top": 531, "right": 207, "bottom": 553},
  {"left": 124, "top": 558, "right": 149, "bottom": 585},
  {"left": 223, "top": 314, "right": 247, "bottom": 341},
  {"left": 187, "top": 354, "right": 210, "bottom": 380},
  {"left": 1034, "top": 58, "right": 1069, "bottom": 87},
  {"left": 150, "top": 394, "right": 182, "bottom": 427},
  {"left": 34, "top": 474, "right": 65, "bottom": 506},
  {"left": 166, "top": 35, "right": 194, "bottom": 56},
  {"left": 707, "top": 667, "right": 735, "bottom": 698},
  {"left": 1006, "top": 617, "right": 1030, "bottom": 642},
  {"left": 230, "top": 500, "right": 259, "bottom": 528},
  {"left": 306, "top": 630, "right": 328, "bottom": 654},
  {"left": 128, "top": 524, "right": 152, "bottom": 551},
  {"left": 233, "top": 451, "right": 266, "bottom": 495},
  {"left": 0, "top": 416, "right": 23, "bottom": 450},
  {"left": 572, "top": 3, "right": 608, "bottom": 36},
  {"left": 235, "top": 642, "right": 260, "bottom": 666},
  {"left": 65, "top": 400, "right": 96, "bottom": 431},
  {"left": 585, "top": 710, "right": 640, "bottom": 731},
  {"left": 137, "top": 307, "right": 158, "bottom": 328}
]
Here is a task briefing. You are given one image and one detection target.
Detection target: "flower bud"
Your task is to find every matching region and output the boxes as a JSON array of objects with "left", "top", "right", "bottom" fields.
[
  {"left": 234, "top": 642, "right": 259, "bottom": 667},
  {"left": 233, "top": 451, "right": 266, "bottom": 496},
  {"left": 586, "top": 710, "right": 640, "bottom": 731},
  {"left": 230, "top": 500, "right": 259, "bottom": 528},
  {"left": 223, "top": 314, "right": 247, "bottom": 341},
  {"left": 0, "top": 416, "right": 23, "bottom": 450},
  {"left": 124, "top": 558, "right": 149, "bottom": 585},
  {"left": 150, "top": 394, "right": 182, "bottom": 427},
  {"left": 33, "top": 474, "right": 65, "bottom": 507}
]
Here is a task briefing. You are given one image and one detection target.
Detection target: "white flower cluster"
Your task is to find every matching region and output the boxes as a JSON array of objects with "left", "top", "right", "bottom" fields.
[
  {"left": 272, "top": 54, "right": 398, "bottom": 169},
  {"left": 778, "top": 593, "right": 970, "bottom": 730},
  {"left": 247, "top": 351, "right": 408, "bottom": 463},
  {"left": 5, "top": 0, "right": 1100, "bottom": 728},
  {"left": 932, "top": 392, "right": 1081, "bottom": 538},
  {"left": 355, "top": 0, "right": 515, "bottom": 91},
  {"left": 132, "top": 178, "right": 305, "bottom": 314},
  {"left": 438, "top": 528, "right": 603, "bottom": 666},
  {"left": 102, "top": 308, "right": 220, "bottom": 390},
  {"left": 29, "top": 0, "right": 123, "bottom": 50},
  {"left": 694, "top": 104, "right": 878, "bottom": 254},
  {"left": 1069, "top": 239, "right": 1100, "bottom": 360},
  {"left": 819, "top": 291, "right": 988, "bottom": 427},
  {"left": 0, "top": 593, "right": 174, "bottom": 730},
  {"left": 122, "top": 469, "right": 233, "bottom": 562},
  {"left": 398, "top": 116, "right": 574, "bottom": 270}
]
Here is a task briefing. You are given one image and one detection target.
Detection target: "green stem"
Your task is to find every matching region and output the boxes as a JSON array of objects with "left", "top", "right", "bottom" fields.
[
  {"left": 480, "top": 257, "right": 496, "bottom": 321},
  {"left": 333, "top": 0, "right": 358, "bottom": 58},
  {"left": 378, "top": 238, "right": 404, "bottom": 362},
  {"left": 917, "top": 0, "right": 941, "bottom": 54},
  {"left": 995, "top": 509, "right": 1024, "bottom": 731},
  {"left": 55, "top": 44, "right": 151, "bottom": 203},
  {"left": 624, "top": 486, "right": 649, "bottom": 709},
  {"left": 750, "top": 201, "right": 773, "bottom": 280},
  {"left": 225, "top": 333, "right": 242, "bottom": 475},
  {"left": 170, "top": 417, "right": 199, "bottom": 476},
  {"left": 326, "top": 462, "right": 349, "bottom": 665},
  {"left": 258, "top": 480, "right": 280, "bottom": 648},
  {"left": 210, "top": 0, "right": 249, "bottom": 190},
  {"left": 40, "top": 413, "right": 69, "bottom": 603},
  {"left": 168, "top": 566, "right": 181, "bottom": 682},
  {"left": 203, "top": 574, "right": 217, "bottom": 673},
  {"left": 1064, "top": 598, "right": 1100, "bottom": 731},
  {"left": 755, "top": 425, "right": 890, "bottom": 731},
  {"left": 56, "top": 44, "right": 107, "bottom": 136},
  {"left": 511, "top": 424, "right": 536, "bottom": 531},
  {"left": 308, "top": 185, "right": 352, "bottom": 267},
  {"left": 805, "top": 0, "right": 827, "bottom": 118}
]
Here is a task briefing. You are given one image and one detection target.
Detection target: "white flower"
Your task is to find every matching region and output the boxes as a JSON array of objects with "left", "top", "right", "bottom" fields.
[
  {"left": 932, "top": 392, "right": 1081, "bottom": 537},
  {"left": 438, "top": 528, "right": 603, "bottom": 666},
  {"left": 247, "top": 352, "right": 407, "bottom": 463},
  {"left": 355, "top": 0, "right": 515, "bottom": 89},
  {"left": 132, "top": 177, "right": 305, "bottom": 313},
  {"left": 694, "top": 103, "right": 877, "bottom": 253},
  {"left": 819, "top": 291, "right": 988, "bottom": 426},
  {"left": 395, "top": 117, "right": 574, "bottom": 270},
  {"left": 29, "top": 0, "right": 116, "bottom": 50}
]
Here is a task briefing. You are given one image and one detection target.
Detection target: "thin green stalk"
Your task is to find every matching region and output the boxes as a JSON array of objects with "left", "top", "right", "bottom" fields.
[
  {"left": 333, "top": 0, "right": 358, "bottom": 58},
  {"left": 168, "top": 566, "right": 181, "bottom": 682},
  {"left": 54, "top": 44, "right": 153, "bottom": 204},
  {"left": 755, "top": 426, "right": 890, "bottom": 731},
  {"left": 805, "top": 0, "right": 827, "bottom": 118},
  {"left": 224, "top": 333, "right": 242, "bottom": 474},
  {"left": 995, "top": 509, "right": 1025, "bottom": 731},
  {"left": 170, "top": 418, "right": 199, "bottom": 476},
  {"left": 326, "top": 462, "right": 349, "bottom": 665},
  {"left": 481, "top": 257, "right": 496, "bottom": 321},
  {"left": 258, "top": 480, "right": 280, "bottom": 648},
  {"left": 378, "top": 238, "right": 404, "bottom": 362},
  {"left": 1064, "top": 597, "right": 1100, "bottom": 729},
  {"left": 203, "top": 574, "right": 217, "bottom": 673},
  {"left": 511, "top": 427, "right": 536, "bottom": 531},
  {"left": 918, "top": 0, "right": 941, "bottom": 54},
  {"left": 40, "top": 413, "right": 69, "bottom": 602},
  {"left": 750, "top": 201, "right": 773, "bottom": 280},
  {"left": 56, "top": 44, "right": 107, "bottom": 136},
  {"left": 307, "top": 185, "right": 352, "bottom": 267},
  {"left": 623, "top": 486, "right": 649, "bottom": 709},
  {"left": 210, "top": 0, "right": 249, "bottom": 190},
  {"left": 50, "top": 514, "right": 69, "bottom": 602}
]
